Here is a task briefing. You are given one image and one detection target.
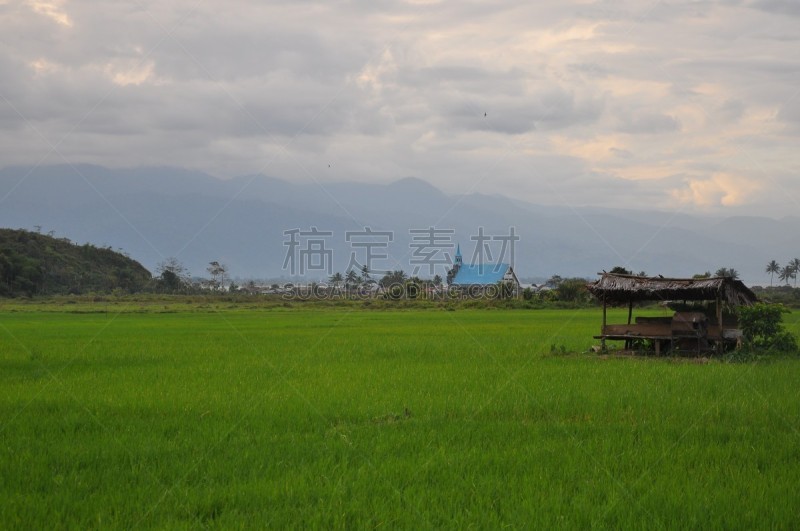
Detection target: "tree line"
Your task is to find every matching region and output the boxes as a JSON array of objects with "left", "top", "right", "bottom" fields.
[
  {"left": 610, "top": 265, "right": 742, "bottom": 280},
  {"left": 327, "top": 266, "right": 444, "bottom": 290},
  {"left": 765, "top": 259, "right": 800, "bottom": 287}
]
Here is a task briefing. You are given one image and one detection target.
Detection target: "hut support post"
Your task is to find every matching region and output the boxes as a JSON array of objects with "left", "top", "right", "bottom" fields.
[
  {"left": 716, "top": 294, "right": 723, "bottom": 355},
  {"left": 601, "top": 295, "right": 607, "bottom": 351},
  {"left": 625, "top": 301, "right": 633, "bottom": 350}
]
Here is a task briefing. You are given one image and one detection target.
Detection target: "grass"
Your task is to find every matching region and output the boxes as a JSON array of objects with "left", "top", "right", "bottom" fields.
[{"left": 1, "top": 304, "right": 800, "bottom": 528}]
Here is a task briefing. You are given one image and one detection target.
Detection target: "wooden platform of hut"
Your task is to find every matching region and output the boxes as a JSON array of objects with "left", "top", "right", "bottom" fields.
[{"left": 587, "top": 273, "right": 757, "bottom": 354}]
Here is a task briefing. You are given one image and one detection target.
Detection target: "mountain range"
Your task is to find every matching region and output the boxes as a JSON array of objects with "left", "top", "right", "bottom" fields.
[{"left": 1, "top": 164, "right": 797, "bottom": 285}]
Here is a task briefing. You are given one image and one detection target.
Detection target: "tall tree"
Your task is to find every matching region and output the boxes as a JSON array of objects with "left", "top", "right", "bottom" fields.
[
  {"left": 790, "top": 258, "right": 800, "bottom": 287},
  {"left": 345, "top": 269, "right": 359, "bottom": 289},
  {"left": 329, "top": 272, "right": 344, "bottom": 291},
  {"left": 779, "top": 265, "right": 794, "bottom": 285},
  {"left": 207, "top": 261, "right": 227, "bottom": 289},
  {"left": 360, "top": 265, "right": 372, "bottom": 284},
  {"left": 766, "top": 260, "right": 780, "bottom": 287},
  {"left": 156, "top": 257, "right": 190, "bottom": 293}
]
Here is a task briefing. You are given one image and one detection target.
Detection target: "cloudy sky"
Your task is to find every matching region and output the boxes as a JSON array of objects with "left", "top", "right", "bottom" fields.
[{"left": 2, "top": 0, "right": 799, "bottom": 216}]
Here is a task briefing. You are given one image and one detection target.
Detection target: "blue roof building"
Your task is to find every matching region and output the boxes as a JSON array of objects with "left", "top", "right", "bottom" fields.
[{"left": 449, "top": 245, "right": 520, "bottom": 294}]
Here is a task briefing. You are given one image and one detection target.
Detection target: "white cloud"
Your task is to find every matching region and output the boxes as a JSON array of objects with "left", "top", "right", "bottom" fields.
[
  {"left": 670, "top": 173, "right": 763, "bottom": 208},
  {"left": 26, "top": 0, "right": 72, "bottom": 27},
  {"left": 104, "top": 59, "right": 155, "bottom": 86},
  {"left": 29, "top": 58, "right": 61, "bottom": 75},
  {"left": 356, "top": 50, "right": 398, "bottom": 92}
]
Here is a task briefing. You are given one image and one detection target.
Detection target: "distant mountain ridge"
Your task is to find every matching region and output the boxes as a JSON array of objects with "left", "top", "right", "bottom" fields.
[{"left": 1, "top": 164, "right": 797, "bottom": 285}]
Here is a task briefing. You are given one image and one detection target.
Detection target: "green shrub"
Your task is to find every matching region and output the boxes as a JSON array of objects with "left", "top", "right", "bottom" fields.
[
  {"left": 522, "top": 287, "right": 534, "bottom": 300},
  {"left": 739, "top": 303, "right": 798, "bottom": 354}
]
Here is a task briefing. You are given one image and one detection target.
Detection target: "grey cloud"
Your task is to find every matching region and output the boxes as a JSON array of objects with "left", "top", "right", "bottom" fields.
[
  {"left": 610, "top": 147, "right": 634, "bottom": 159},
  {"left": 616, "top": 113, "right": 680, "bottom": 134},
  {"left": 399, "top": 66, "right": 530, "bottom": 97},
  {"left": 527, "top": 169, "right": 670, "bottom": 210},
  {"left": 778, "top": 98, "right": 800, "bottom": 126},
  {"left": 752, "top": 0, "right": 800, "bottom": 17},
  {"left": 153, "top": 27, "right": 358, "bottom": 83},
  {"left": 715, "top": 99, "right": 746, "bottom": 123},
  {"left": 567, "top": 62, "right": 611, "bottom": 78},
  {"left": 752, "top": 32, "right": 800, "bottom": 41},
  {"left": 675, "top": 57, "right": 800, "bottom": 78},
  {"left": 442, "top": 88, "right": 604, "bottom": 135}
]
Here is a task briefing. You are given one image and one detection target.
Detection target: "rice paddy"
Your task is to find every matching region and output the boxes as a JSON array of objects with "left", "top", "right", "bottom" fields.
[{"left": 1, "top": 304, "right": 799, "bottom": 528}]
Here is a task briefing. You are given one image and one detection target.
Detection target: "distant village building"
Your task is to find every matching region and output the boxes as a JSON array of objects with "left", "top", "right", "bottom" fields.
[{"left": 448, "top": 245, "right": 520, "bottom": 296}]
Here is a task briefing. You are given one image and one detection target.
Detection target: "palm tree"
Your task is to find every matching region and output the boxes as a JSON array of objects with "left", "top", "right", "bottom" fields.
[
  {"left": 345, "top": 269, "right": 359, "bottom": 289},
  {"left": 329, "top": 272, "right": 344, "bottom": 292},
  {"left": 766, "top": 260, "right": 780, "bottom": 287},
  {"left": 379, "top": 270, "right": 408, "bottom": 288},
  {"left": 360, "top": 265, "right": 371, "bottom": 284},
  {"left": 790, "top": 258, "right": 800, "bottom": 287},
  {"left": 714, "top": 267, "right": 739, "bottom": 280},
  {"left": 779, "top": 265, "right": 794, "bottom": 286}
]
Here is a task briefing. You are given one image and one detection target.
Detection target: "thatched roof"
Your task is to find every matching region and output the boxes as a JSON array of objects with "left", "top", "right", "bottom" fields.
[{"left": 586, "top": 273, "right": 758, "bottom": 306}]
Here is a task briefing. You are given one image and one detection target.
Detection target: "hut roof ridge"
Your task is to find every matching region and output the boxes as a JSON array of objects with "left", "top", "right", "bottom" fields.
[{"left": 587, "top": 272, "right": 757, "bottom": 306}]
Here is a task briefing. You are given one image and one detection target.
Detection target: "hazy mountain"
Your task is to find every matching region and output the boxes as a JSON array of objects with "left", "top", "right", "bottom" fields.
[{"left": 1, "top": 164, "right": 797, "bottom": 285}]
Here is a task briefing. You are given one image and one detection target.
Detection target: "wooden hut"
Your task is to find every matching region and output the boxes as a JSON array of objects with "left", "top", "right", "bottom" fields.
[{"left": 587, "top": 273, "right": 758, "bottom": 354}]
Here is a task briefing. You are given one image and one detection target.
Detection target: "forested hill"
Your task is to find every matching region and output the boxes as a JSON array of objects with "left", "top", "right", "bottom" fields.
[{"left": 0, "top": 228, "right": 151, "bottom": 297}]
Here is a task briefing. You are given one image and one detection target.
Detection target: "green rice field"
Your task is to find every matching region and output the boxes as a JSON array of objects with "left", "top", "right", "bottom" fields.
[{"left": 2, "top": 303, "right": 800, "bottom": 528}]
